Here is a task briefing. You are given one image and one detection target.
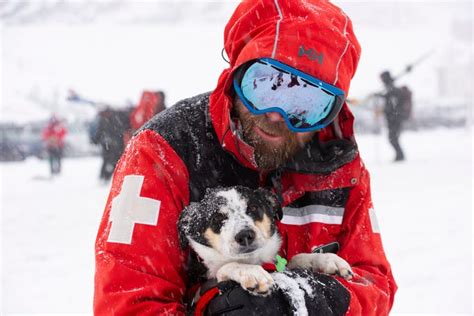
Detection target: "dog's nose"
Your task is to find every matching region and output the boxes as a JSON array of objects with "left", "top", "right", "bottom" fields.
[{"left": 235, "top": 229, "right": 256, "bottom": 246}]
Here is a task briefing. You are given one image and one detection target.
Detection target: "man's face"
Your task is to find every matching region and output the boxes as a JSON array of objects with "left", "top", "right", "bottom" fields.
[{"left": 233, "top": 97, "right": 316, "bottom": 170}]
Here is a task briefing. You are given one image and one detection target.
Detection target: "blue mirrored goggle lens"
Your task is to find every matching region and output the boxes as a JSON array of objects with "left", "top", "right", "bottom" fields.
[{"left": 239, "top": 60, "right": 339, "bottom": 130}]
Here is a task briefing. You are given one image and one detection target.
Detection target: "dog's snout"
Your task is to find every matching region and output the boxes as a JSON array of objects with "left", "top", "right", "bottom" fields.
[{"left": 235, "top": 229, "right": 256, "bottom": 246}]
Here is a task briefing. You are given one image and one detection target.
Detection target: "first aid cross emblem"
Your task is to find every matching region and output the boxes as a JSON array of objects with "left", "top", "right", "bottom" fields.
[{"left": 107, "top": 175, "right": 161, "bottom": 244}]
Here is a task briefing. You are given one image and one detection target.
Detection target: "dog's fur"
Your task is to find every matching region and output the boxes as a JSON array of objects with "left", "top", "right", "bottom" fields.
[{"left": 178, "top": 186, "right": 352, "bottom": 296}]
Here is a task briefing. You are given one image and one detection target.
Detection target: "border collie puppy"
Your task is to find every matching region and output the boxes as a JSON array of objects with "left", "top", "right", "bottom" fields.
[{"left": 178, "top": 186, "right": 352, "bottom": 297}]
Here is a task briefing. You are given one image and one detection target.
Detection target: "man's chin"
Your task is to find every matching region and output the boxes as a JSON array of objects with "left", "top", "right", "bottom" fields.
[
  {"left": 249, "top": 136, "right": 299, "bottom": 171},
  {"left": 254, "top": 146, "right": 292, "bottom": 170}
]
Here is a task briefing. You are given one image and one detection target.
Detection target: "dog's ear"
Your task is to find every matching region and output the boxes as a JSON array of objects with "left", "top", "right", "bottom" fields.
[
  {"left": 257, "top": 188, "right": 283, "bottom": 221},
  {"left": 178, "top": 230, "right": 188, "bottom": 249},
  {"left": 205, "top": 186, "right": 224, "bottom": 197},
  {"left": 177, "top": 203, "right": 198, "bottom": 249},
  {"left": 177, "top": 216, "right": 189, "bottom": 249}
]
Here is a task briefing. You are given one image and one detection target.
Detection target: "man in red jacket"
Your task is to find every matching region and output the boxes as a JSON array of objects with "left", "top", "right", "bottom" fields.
[
  {"left": 42, "top": 115, "right": 67, "bottom": 175},
  {"left": 94, "top": 0, "right": 397, "bottom": 315},
  {"left": 130, "top": 91, "right": 166, "bottom": 132}
]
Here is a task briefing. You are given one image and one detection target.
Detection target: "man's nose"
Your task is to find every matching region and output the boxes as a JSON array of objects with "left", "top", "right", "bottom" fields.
[{"left": 264, "top": 111, "right": 285, "bottom": 123}]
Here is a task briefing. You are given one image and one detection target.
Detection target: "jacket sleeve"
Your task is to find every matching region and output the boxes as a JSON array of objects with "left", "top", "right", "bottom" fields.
[
  {"left": 94, "top": 130, "right": 190, "bottom": 315},
  {"left": 336, "top": 166, "right": 397, "bottom": 315}
]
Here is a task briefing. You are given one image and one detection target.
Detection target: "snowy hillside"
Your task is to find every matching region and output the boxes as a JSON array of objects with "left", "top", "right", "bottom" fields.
[{"left": 1, "top": 127, "right": 472, "bottom": 315}]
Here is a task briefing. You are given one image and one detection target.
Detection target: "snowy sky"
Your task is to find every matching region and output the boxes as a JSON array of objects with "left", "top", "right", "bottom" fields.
[{"left": 1, "top": 1, "right": 472, "bottom": 122}]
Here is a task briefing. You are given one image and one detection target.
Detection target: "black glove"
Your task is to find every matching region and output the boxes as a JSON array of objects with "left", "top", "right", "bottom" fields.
[
  {"left": 290, "top": 269, "right": 350, "bottom": 316},
  {"left": 204, "top": 280, "right": 291, "bottom": 316},
  {"left": 203, "top": 269, "right": 350, "bottom": 316}
]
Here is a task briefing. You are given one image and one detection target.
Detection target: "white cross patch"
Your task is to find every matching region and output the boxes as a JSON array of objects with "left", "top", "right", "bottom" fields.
[{"left": 107, "top": 175, "right": 161, "bottom": 244}]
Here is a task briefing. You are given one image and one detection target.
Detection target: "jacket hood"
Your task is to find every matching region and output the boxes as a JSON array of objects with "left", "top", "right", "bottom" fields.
[{"left": 209, "top": 0, "right": 361, "bottom": 170}]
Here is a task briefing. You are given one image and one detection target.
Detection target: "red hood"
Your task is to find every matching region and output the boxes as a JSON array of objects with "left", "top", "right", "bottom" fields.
[{"left": 210, "top": 0, "right": 361, "bottom": 170}]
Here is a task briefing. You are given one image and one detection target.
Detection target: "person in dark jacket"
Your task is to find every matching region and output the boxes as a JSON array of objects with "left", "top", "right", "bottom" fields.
[
  {"left": 91, "top": 107, "right": 130, "bottom": 182},
  {"left": 94, "top": 1, "right": 397, "bottom": 315},
  {"left": 379, "top": 70, "right": 409, "bottom": 161}
]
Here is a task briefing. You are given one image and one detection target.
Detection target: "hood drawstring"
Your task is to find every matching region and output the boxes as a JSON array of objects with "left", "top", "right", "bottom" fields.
[
  {"left": 221, "top": 48, "right": 230, "bottom": 64},
  {"left": 271, "top": 168, "right": 284, "bottom": 205},
  {"left": 332, "top": 115, "right": 343, "bottom": 140}
]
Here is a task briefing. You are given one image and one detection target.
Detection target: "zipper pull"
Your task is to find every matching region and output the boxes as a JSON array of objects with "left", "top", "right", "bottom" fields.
[{"left": 271, "top": 168, "right": 284, "bottom": 205}]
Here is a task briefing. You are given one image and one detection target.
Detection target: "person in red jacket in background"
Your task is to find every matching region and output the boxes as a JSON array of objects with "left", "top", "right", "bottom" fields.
[
  {"left": 123, "top": 90, "right": 166, "bottom": 146},
  {"left": 94, "top": 0, "right": 397, "bottom": 315},
  {"left": 42, "top": 115, "right": 67, "bottom": 175},
  {"left": 130, "top": 90, "right": 166, "bottom": 132}
]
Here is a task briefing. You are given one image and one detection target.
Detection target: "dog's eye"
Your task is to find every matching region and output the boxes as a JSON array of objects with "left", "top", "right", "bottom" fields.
[{"left": 210, "top": 213, "right": 227, "bottom": 233}]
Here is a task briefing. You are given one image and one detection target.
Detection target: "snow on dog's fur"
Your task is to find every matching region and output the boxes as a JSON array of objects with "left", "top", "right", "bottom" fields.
[{"left": 178, "top": 186, "right": 353, "bottom": 297}]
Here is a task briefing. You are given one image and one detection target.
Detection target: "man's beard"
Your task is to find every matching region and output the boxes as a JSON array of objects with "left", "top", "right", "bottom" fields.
[{"left": 237, "top": 109, "right": 303, "bottom": 171}]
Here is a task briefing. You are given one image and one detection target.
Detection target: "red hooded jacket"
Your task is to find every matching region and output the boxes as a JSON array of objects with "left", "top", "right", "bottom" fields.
[
  {"left": 42, "top": 119, "right": 67, "bottom": 150},
  {"left": 130, "top": 91, "right": 166, "bottom": 131},
  {"left": 94, "top": 1, "right": 396, "bottom": 314}
]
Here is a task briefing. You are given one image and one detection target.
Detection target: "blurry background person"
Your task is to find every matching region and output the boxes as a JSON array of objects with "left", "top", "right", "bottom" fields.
[
  {"left": 88, "top": 90, "right": 166, "bottom": 183},
  {"left": 90, "top": 107, "right": 130, "bottom": 182},
  {"left": 41, "top": 115, "right": 67, "bottom": 175},
  {"left": 379, "top": 71, "right": 413, "bottom": 161},
  {"left": 129, "top": 90, "right": 166, "bottom": 133}
]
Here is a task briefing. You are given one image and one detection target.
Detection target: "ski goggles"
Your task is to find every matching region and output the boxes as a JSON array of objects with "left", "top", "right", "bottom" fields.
[{"left": 233, "top": 58, "right": 345, "bottom": 132}]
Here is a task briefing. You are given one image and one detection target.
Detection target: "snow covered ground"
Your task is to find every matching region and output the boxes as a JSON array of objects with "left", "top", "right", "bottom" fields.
[{"left": 1, "top": 127, "right": 472, "bottom": 315}]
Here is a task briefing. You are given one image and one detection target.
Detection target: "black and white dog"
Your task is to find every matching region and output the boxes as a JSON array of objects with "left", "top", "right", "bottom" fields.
[{"left": 178, "top": 186, "right": 352, "bottom": 313}]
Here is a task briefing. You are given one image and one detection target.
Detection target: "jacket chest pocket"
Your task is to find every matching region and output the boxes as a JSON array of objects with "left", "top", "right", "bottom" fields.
[{"left": 280, "top": 188, "right": 350, "bottom": 258}]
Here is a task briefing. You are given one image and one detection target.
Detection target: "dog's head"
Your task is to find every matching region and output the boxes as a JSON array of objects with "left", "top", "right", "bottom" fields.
[{"left": 178, "top": 186, "right": 282, "bottom": 264}]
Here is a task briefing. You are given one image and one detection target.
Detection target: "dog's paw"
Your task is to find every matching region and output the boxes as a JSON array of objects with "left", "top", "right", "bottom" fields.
[
  {"left": 216, "top": 262, "right": 274, "bottom": 296},
  {"left": 238, "top": 266, "right": 274, "bottom": 295},
  {"left": 318, "top": 253, "right": 353, "bottom": 280},
  {"left": 288, "top": 253, "right": 353, "bottom": 280}
]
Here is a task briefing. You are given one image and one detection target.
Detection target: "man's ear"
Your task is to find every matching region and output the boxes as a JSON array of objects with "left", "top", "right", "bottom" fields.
[{"left": 257, "top": 188, "right": 283, "bottom": 221}]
